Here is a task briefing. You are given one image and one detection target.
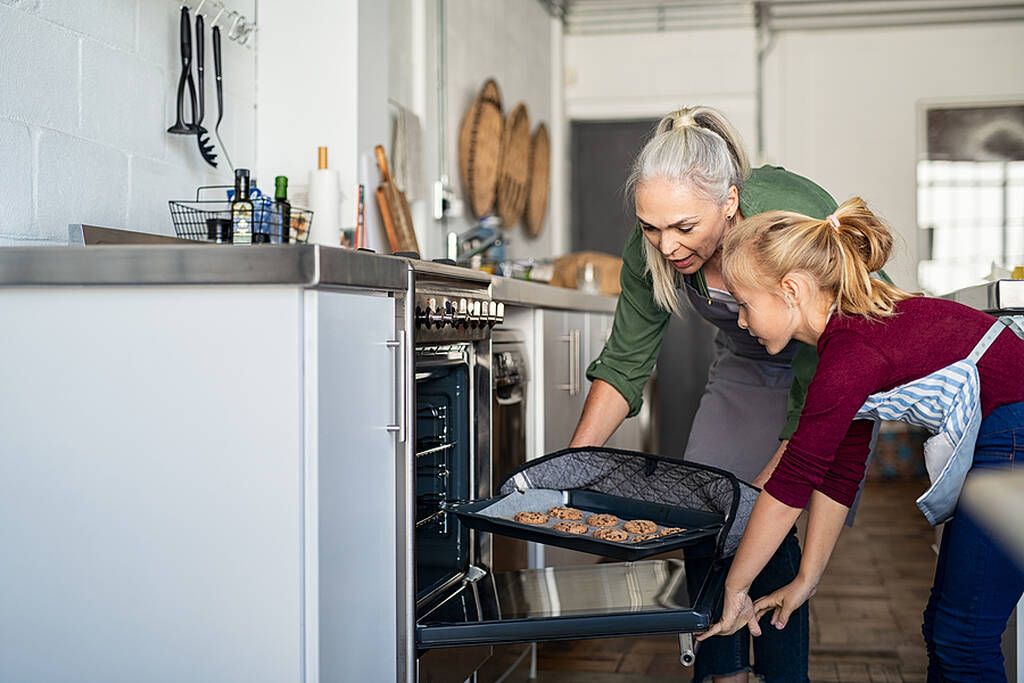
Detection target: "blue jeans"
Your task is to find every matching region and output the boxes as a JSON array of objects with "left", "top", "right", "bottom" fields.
[
  {"left": 685, "top": 527, "right": 809, "bottom": 682},
  {"left": 923, "top": 401, "right": 1024, "bottom": 682}
]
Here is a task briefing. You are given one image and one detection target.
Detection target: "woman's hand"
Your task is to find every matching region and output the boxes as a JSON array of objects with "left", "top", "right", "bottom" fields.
[
  {"left": 696, "top": 587, "right": 761, "bottom": 641},
  {"left": 753, "top": 576, "right": 817, "bottom": 631}
]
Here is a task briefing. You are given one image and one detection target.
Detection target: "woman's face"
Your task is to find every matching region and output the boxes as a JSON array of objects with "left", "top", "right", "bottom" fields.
[{"left": 635, "top": 176, "right": 737, "bottom": 275}]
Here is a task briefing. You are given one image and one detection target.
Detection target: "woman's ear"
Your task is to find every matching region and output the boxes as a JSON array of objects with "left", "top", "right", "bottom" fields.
[{"left": 725, "top": 185, "right": 739, "bottom": 221}]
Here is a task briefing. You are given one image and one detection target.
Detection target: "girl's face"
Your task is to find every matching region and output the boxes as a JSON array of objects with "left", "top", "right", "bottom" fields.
[
  {"left": 635, "top": 177, "right": 737, "bottom": 275},
  {"left": 729, "top": 281, "right": 801, "bottom": 355}
]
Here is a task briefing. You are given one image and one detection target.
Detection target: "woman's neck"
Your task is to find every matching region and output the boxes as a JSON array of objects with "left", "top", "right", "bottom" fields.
[{"left": 704, "top": 209, "right": 743, "bottom": 291}]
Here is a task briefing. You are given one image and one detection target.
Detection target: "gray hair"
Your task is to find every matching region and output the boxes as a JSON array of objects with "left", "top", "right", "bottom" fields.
[{"left": 626, "top": 106, "right": 751, "bottom": 316}]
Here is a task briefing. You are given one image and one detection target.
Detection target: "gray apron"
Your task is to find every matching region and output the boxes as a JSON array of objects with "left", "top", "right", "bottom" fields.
[
  {"left": 680, "top": 283, "right": 876, "bottom": 521},
  {"left": 681, "top": 282, "right": 799, "bottom": 483}
]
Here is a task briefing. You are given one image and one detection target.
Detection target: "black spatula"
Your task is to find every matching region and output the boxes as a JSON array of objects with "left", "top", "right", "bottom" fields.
[{"left": 194, "top": 13, "right": 217, "bottom": 167}]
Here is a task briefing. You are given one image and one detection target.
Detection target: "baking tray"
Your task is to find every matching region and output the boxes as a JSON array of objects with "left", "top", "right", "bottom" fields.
[{"left": 451, "top": 488, "right": 723, "bottom": 561}]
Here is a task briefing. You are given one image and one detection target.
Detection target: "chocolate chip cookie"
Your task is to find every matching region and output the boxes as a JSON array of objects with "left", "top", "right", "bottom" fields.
[
  {"left": 629, "top": 533, "right": 658, "bottom": 543},
  {"left": 593, "top": 528, "right": 630, "bottom": 542},
  {"left": 552, "top": 521, "right": 589, "bottom": 535},
  {"left": 548, "top": 506, "right": 584, "bottom": 521},
  {"left": 586, "top": 513, "right": 619, "bottom": 528},
  {"left": 623, "top": 519, "right": 658, "bottom": 535},
  {"left": 513, "top": 511, "right": 549, "bottom": 525}
]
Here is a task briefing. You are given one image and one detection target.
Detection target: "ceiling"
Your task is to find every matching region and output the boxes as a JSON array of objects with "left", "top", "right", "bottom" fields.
[{"left": 538, "top": 0, "right": 1024, "bottom": 35}]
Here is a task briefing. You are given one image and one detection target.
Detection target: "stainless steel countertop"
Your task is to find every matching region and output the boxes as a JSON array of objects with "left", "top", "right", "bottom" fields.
[
  {"left": 0, "top": 244, "right": 411, "bottom": 290},
  {"left": 943, "top": 279, "right": 1024, "bottom": 312},
  {"left": 491, "top": 276, "right": 618, "bottom": 314},
  {"left": 0, "top": 225, "right": 616, "bottom": 313}
]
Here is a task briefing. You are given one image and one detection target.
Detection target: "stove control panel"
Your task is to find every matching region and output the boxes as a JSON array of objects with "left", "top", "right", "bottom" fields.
[{"left": 415, "top": 296, "right": 504, "bottom": 331}]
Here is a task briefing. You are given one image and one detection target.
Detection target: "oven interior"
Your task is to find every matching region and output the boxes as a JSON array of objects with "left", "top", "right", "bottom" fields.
[{"left": 415, "top": 351, "right": 472, "bottom": 603}]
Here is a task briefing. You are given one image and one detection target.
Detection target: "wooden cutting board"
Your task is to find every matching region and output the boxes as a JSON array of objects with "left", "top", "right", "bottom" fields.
[{"left": 375, "top": 144, "right": 419, "bottom": 256}]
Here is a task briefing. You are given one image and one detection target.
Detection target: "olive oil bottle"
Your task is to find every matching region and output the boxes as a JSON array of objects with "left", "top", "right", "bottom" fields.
[{"left": 231, "top": 168, "right": 253, "bottom": 246}]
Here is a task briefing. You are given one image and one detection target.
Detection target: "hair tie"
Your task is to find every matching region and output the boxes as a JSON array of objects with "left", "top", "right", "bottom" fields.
[{"left": 827, "top": 214, "right": 840, "bottom": 230}]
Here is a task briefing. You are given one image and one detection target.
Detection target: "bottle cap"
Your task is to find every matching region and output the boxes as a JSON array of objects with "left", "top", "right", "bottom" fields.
[
  {"left": 275, "top": 175, "right": 288, "bottom": 197},
  {"left": 317, "top": 146, "right": 328, "bottom": 170}
]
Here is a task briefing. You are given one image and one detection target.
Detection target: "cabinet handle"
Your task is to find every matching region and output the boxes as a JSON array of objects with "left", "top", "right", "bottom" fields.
[
  {"left": 559, "top": 329, "right": 582, "bottom": 396},
  {"left": 572, "top": 328, "right": 582, "bottom": 396},
  {"left": 386, "top": 331, "right": 407, "bottom": 442},
  {"left": 557, "top": 332, "right": 573, "bottom": 394}
]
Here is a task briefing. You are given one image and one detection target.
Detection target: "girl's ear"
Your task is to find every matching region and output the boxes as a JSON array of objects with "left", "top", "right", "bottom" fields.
[{"left": 780, "top": 271, "right": 815, "bottom": 308}]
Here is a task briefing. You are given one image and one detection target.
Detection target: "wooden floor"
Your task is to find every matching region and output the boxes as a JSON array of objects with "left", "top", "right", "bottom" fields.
[{"left": 534, "top": 480, "right": 935, "bottom": 682}]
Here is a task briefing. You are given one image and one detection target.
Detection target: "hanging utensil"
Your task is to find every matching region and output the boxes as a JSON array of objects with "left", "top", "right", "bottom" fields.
[
  {"left": 167, "top": 7, "right": 198, "bottom": 135},
  {"left": 212, "top": 25, "right": 234, "bottom": 171},
  {"left": 194, "top": 13, "right": 217, "bottom": 167}
]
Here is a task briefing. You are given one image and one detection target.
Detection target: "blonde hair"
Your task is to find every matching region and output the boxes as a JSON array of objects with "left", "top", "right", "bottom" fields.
[
  {"left": 721, "top": 197, "right": 911, "bottom": 318},
  {"left": 626, "top": 106, "right": 750, "bottom": 316}
]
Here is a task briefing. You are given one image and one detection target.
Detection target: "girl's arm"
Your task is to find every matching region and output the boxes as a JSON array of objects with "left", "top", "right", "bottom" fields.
[
  {"left": 696, "top": 490, "right": 801, "bottom": 640},
  {"left": 753, "top": 490, "right": 849, "bottom": 630}
]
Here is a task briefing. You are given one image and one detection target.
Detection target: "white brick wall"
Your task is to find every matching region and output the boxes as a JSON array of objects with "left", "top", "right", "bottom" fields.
[{"left": 0, "top": 0, "right": 256, "bottom": 243}]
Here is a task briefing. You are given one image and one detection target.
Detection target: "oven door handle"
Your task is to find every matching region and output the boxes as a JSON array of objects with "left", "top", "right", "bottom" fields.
[{"left": 386, "top": 331, "right": 407, "bottom": 443}]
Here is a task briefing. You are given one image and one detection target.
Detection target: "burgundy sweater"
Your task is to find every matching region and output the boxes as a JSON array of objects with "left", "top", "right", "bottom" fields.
[{"left": 764, "top": 297, "right": 1024, "bottom": 509}]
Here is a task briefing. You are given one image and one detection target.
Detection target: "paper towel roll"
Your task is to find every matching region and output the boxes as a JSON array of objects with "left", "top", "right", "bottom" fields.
[{"left": 307, "top": 168, "right": 340, "bottom": 246}]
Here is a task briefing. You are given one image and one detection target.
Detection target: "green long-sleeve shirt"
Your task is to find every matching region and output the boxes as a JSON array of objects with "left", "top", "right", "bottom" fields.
[{"left": 586, "top": 165, "right": 838, "bottom": 440}]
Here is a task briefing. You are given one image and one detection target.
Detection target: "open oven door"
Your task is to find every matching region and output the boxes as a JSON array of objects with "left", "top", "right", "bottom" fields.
[{"left": 415, "top": 550, "right": 725, "bottom": 651}]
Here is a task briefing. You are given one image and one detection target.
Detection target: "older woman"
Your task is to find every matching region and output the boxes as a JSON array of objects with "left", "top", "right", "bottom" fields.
[{"left": 569, "top": 106, "right": 857, "bottom": 683}]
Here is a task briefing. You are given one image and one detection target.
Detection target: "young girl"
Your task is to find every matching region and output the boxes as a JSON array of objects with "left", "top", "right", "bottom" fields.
[{"left": 698, "top": 197, "right": 1024, "bottom": 679}]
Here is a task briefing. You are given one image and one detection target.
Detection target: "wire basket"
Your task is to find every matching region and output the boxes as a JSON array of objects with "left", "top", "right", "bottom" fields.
[{"left": 169, "top": 185, "right": 313, "bottom": 243}]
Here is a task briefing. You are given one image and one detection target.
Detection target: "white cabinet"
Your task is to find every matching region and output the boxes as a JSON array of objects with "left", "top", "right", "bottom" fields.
[{"left": 0, "top": 285, "right": 403, "bottom": 683}]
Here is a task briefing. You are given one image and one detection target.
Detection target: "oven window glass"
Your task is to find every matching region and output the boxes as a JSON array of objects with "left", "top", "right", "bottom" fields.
[{"left": 416, "top": 361, "right": 472, "bottom": 601}]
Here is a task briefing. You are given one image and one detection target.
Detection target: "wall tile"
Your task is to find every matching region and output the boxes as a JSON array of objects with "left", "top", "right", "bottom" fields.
[
  {"left": 0, "top": 119, "right": 34, "bottom": 237},
  {"left": 0, "top": 5, "right": 79, "bottom": 132},
  {"left": 82, "top": 39, "right": 165, "bottom": 159},
  {"left": 37, "top": 130, "right": 129, "bottom": 238},
  {"left": 37, "top": 0, "right": 135, "bottom": 50}
]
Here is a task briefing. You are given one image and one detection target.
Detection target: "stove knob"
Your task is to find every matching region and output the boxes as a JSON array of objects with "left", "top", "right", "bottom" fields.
[
  {"left": 451, "top": 298, "right": 467, "bottom": 328},
  {"left": 441, "top": 299, "right": 455, "bottom": 328},
  {"left": 485, "top": 301, "right": 498, "bottom": 327},
  {"left": 495, "top": 302, "right": 505, "bottom": 326},
  {"left": 415, "top": 301, "right": 430, "bottom": 328},
  {"left": 426, "top": 297, "right": 445, "bottom": 328},
  {"left": 469, "top": 300, "right": 482, "bottom": 328}
]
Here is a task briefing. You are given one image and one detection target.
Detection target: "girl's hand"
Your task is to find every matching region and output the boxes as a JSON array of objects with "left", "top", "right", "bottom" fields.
[
  {"left": 696, "top": 587, "right": 761, "bottom": 641},
  {"left": 753, "top": 577, "right": 817, "bottom": 631}
]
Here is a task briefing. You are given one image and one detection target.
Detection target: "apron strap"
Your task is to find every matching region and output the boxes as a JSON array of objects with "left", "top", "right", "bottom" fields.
[
  {"left": 997, "top": 315, "right": 1024, "bottom": 340},
  {"left": 968, "top": 316, "right": 1024, "bottom": 362}
]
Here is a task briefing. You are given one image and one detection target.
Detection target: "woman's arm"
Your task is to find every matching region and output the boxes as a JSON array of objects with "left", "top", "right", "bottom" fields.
[
  {"left": 752, "top": 439, "right": 788, "bottom": 489},
  {"left": 569, "top": 379, "right": 630, "bottom": 446}
]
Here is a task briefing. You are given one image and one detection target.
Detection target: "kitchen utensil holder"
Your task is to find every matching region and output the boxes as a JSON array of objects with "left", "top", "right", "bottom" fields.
[
  {"left": 187, "top": 1, "right": 256, "bottom": 47},
  {"left": 169, "top": 185, "right": 313, "bottom": 243}
]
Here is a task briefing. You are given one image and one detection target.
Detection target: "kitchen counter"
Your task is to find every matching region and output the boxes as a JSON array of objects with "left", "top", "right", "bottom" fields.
[
  {"left": 491, "top": 275, "right": 617, "bottom": 314},
  {"left": 943, "top": 279, "right": 1024, "bottom": 312},
  {"left": 0, "top": 243, "right": 409, "bottom": 290}
]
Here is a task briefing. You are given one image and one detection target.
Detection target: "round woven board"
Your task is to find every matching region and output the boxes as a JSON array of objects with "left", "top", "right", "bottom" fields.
[
  {"left": 524, "top": 123, "right": 550, "bottom": 238},
  {"left": 496, "top": 103, "right": 531, "bottom": 228},
  {"left": 458, "top": 79, "right": 504, "bottom": 219}
]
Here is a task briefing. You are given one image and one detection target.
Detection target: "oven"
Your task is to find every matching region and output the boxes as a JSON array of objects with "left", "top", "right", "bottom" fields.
[{"left": 406, "top": 264, "right": 726, "bottom": 683}]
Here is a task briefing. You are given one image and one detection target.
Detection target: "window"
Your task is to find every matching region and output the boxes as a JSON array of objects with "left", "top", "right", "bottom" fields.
[{"left": 917, "top": 104, "right": 1024, "bottom": 294}]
